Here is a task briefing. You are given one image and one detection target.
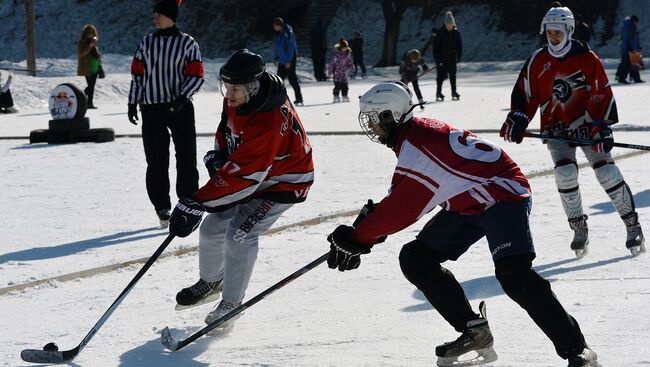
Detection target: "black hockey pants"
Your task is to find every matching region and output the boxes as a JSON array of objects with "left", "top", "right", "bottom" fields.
[
  {"left": 399, "top": 240, "right": 587, "bottom": 359},
  {"left": 140, "top": 102, "right": 199, "bottom": 213}
]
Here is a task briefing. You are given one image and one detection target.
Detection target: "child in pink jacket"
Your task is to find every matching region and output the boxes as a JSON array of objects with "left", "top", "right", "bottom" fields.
[{"left": 328, "top": 38, "right": 354, "bottom": 102}]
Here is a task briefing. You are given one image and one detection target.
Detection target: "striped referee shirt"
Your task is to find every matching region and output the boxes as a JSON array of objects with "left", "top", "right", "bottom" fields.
[{"left": 128, "top": 26, "right": 204, "bottom": 105}]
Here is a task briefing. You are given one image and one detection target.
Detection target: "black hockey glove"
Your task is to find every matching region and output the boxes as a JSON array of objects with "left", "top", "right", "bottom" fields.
[
  {"left": 128, "top": 104, "right": 139, "bottom": 125},
  {"left": 327, "top": 225, "right": 372, "bottom": 272},
  {"left": 169, "top": 198, "right": 205, "bottom": 238},
  {"left": 167, "top": 96, "right": 188, "bottom": 115},
  {"left": 352, "top": 199, "right": 387, "bottom": 243},
  {"left": 203, "top": 150, "right": 228, "bottom": 177},
  {"left": 590, "top": 120, "right": 614, "bottom": 153},
  {"left": 500, "top": 111, "right": 529, "bottom": 144}
]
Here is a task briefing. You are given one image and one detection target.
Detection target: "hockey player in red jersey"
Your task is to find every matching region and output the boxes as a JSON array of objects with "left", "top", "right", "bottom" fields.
[
  {"left": 325, "top": 81, "right": 597, "bottom": 367},
  {"left": 500, "top": 6, "right": 645, "bottom": 257},
  {"left": 168, "top": 49, "right": 314, "bottom": 327}
]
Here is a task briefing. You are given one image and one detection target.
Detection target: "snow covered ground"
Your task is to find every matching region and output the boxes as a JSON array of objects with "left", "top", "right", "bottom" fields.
[{"left": 1, "top": 62, "right": 650, "bottom": 366}]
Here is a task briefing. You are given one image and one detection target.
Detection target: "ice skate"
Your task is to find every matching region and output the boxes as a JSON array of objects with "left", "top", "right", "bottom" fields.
[
  {"left": 333, "top": 95, "right": 341, "bottom": 103},
  {"left": 626, "top": 224, "right": 645, "bottom": 256},
  {"left": 418, "top": 98, "right": 426, "bottom": 110},
  {"left": 436, "top": 92, "right": 445, "bottom": 101},
  {"left": 175, "top": 278, "right": 223, "bottom": 311},
  {"left": 567, "top": 347, "right": 598, "bottom": 367},
  {"left": 157, "top": 209, "right": 171, "bottom": 229},
  {"left": 569, "top": 215, "right": 589, "bottom": 258},
  {"left": 452, "top": 91, "right": 460, "bottom": 100},
  {"left": 342, "top": 96, "right": 350, "bottom": 103},
  {"left": 4, "top": 106, "right": 18, "bottom": 113},
  {"left": 205, "top": 300, "right": 242, "bottom": 332},
  {"left": 435, "top": 301, "right": 498, "bottom": 367},
  {"left": 293, "top": 99, "right": 304, "bottom": 106}
]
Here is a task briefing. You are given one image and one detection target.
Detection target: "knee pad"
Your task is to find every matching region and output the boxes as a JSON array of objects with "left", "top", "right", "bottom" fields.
[
  {"left": 593, "top": 162, "right": 624, "bottom": 191},
  {"left": 399, "top": 240, "right": 446, "bottom": 283},
  {"left": 495, "top": 255, "right": 548, "bottom": 304},
  {"left": 553, "top": 160, "right": 579, "bottom": 190}
]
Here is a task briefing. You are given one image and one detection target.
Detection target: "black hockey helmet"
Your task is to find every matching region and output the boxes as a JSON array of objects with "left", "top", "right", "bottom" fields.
[{"left": 219, "top": 49, "right": 266, "bottom": 85}]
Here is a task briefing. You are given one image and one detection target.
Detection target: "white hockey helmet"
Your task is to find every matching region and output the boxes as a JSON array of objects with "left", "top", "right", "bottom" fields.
[
  {"left": 540, "top": 7, "right": 575, "bottom": 37},
  {"left": 358, "top": 81, "right": 414, "bottom": 144}
]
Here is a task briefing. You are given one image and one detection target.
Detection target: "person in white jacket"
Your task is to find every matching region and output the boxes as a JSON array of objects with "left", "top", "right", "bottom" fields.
[{"left": 0, "top": 72, "right": 17, "bottom": 113}]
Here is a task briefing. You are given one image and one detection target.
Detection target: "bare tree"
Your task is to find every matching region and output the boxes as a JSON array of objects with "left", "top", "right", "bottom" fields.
[{"left": 375, "top": 0, "right": 416, "bottom": 67}]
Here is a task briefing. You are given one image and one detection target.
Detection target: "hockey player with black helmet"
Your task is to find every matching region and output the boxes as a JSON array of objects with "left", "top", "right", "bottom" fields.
[
  {"left": 326, "top": 81, "right": 596, "bottom": 366},
  {"left": 168, "top": 49, "right": 314, "bottom": 328},
  {"left": 501, "top": 6, "right": 645, "bottom": 258}
]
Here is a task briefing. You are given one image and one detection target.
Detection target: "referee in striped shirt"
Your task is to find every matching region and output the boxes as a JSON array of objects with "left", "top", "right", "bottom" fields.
[{"left": 128, "top": 0, "right": 204, "bottom": 228}]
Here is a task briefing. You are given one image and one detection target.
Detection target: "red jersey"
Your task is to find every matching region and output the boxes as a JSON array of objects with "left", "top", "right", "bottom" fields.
[
  {"left": 194, "top": 75, "right": 313, "bottom": 209},
  {"left": 511, "top": 41, "right": 618, "bottom": 137},
  {"left": 352, "top": 118, "right": 531, "bottom": 245}
]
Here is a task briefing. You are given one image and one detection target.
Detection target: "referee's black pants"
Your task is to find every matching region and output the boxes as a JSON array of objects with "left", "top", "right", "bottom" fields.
[{"left": 140, "top": 102, "right": 199, "bottom": 213}]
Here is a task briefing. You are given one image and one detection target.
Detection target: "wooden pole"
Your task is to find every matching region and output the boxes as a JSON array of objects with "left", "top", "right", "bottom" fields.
[{"left": 24, "top": 0, "right": 36, "bottom": 76}]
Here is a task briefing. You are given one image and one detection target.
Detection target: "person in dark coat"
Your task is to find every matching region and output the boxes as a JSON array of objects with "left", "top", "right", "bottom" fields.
[
  {"left": 273, "top": 17, "right": 303, "bottom": 104},
  {"left": 434, "top": 11, "right": 462, "bottom": 101},
  {"left": 421, "top": 28, "right": 438, "bottom": 63},
  {"left": 349, "top": 31, "right": 367, "bottom": 79},
  {"left": 572, "top": 15, "right": 592, "bottom": 43},
  {"left": 616, "top": 15, "right": 644, "bottom": 84},
  {"left": 310, "top": 18, "right": 327, "bottom": 81},
  {"left": 399, "top": 49, "right": 429, "bottom": 109}
]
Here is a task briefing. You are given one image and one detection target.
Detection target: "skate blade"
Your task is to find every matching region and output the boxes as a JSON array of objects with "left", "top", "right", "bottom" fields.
[
  {"left": 574, "top": 247, "right": 588, "bottom": 258},
  {"left": 629, "top": 243, "right": 646, "bottom": 257},
  {"left": 174, "top": 292, "right": 221, "bottom": 311},
  {"left": 436, "top": 347, "right": 498, "bottom": 367}
]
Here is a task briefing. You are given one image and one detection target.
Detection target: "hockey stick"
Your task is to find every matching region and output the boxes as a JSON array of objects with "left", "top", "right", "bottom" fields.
[
  {"left": 161, "top": 252, "right": 329, "bottom": 351},
  {"left": 524, "top": 132, "right": 650, "bottom": 151},
  {"left": 416, "top": 65, "right": 437, "bottom": 79},
  {"left": 20, "top": 233, "right": 175, "bottom": 364}
]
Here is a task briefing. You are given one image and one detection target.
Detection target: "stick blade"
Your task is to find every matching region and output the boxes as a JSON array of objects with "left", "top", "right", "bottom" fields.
[
  {"left": 161, "top": 326, "right": 180, "bottom": 351},
  {"left": 21, "top": 349, "right": 66, "bottom": 364}
]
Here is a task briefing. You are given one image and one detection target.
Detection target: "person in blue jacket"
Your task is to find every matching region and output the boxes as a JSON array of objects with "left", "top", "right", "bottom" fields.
[
  {"left": 273, "top": 17, "right": 303, "bottom": 105},
  {"left": 616, "top": 15, "right": 644, "bottom": 84}
]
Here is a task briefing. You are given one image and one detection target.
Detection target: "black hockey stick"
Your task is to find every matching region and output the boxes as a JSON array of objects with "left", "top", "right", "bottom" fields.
[
  {"left": 20, "top": 233, "right": 175, "bottom": 364},
  {"left": 523, "top": 132, "right": 650, "bottom": 151},
  {"left": 161, "top": 252, "right": 329, "bottom": 351}
]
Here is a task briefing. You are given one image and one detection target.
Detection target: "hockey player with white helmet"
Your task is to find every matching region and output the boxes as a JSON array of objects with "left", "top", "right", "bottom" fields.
[
  {"left": 326, "top": 81, "right": 596, "bottom": 367},
  {"left": 501, "top": 6, "right": 645, "bottom": 258}
]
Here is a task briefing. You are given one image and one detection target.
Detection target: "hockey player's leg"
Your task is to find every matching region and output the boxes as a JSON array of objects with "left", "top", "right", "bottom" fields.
[
  {"left": 400, "top": 239, "right": 497, "bottom": 366},
  {"left": 204, "top": 200, "right": 293, "bottom": 327},
  {"left": 549, "top": 142, "right": 588, "bottom": 256},
  {"left": 495, "top": 255, "right": 594, "bottom": 364},
  {"left": 587, "top": 153, "right": 646, "bottom": 256},
  {"left": 176, "top": 212, "right": 231, "bottom": 309}
]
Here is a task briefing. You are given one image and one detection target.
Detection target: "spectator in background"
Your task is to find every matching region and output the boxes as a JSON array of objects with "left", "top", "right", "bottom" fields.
[
  {"left": 572, "top": 14, "right": 592, "bottom": 43},
  {"left": 328, "top": 38, "right": 354, "bottom": 103},
  {"left": 310, "top": 18, "right": 327, "bottom": 81},
  {"left": 421, "top": 28, "right": 438, "bottom": 64},
  {"left": 0, "top": 72, "right": 17, "bottom": 113},
  {"left": 127, "top": 0, "right": 204, "bottom": 228},
  {"left": 76, "top": 24, "right": 103, "bottom": 109},
  {"left": 616, "top": 15, "right": 644, "bottom": 84},
  {"left": 399, "top": 49, "right": 429, "bottom": 109},
  {"left": 434, "top": 11, "right": 462, "bottom": 101},
  {"left": 273, "top": 17, "right": 304, "bottom": 105},
  {"left": 350, "top": 31, "right": 367, "bottom": 79}
]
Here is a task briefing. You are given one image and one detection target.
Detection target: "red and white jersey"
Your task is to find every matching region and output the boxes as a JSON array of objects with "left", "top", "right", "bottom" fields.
[
  {"left": 511, "top": 41, "right": 618, "bottom": 134},
  {"left": 352, "top": 117, "right": 531, "bottom": 245},
  {"left": 194, "top": 98, "right": 314, "bottom": 209}
]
